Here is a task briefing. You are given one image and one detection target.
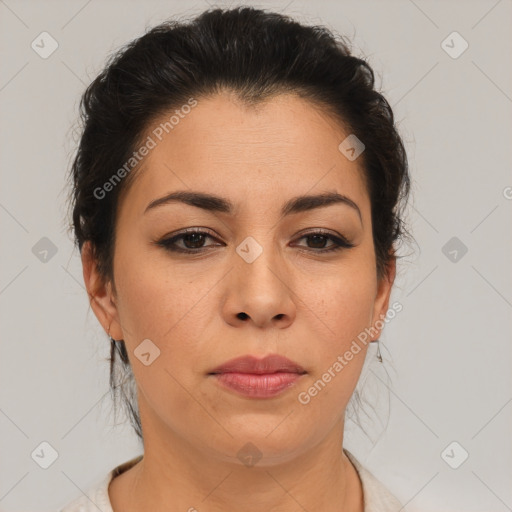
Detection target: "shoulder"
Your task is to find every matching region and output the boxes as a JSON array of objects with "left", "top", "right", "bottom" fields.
[
  {"left": 59, "top": 455, "right": 143, "bottom": 512},
  {"left": 59, "top": 472, "right": 113, "bottom": 512},
  {"left": 344, "top": 449, "right": 403, "bottom": 512},
  {"left": 60, "top": 451, "right": 399, "bottom": 511}
]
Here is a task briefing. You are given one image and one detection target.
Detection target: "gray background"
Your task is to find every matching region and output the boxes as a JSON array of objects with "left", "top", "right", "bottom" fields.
[{"left": 1, "top": 0, "right": 511, "bottom": 510}]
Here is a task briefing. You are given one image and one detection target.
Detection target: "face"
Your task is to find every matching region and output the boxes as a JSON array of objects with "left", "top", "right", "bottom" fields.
[{"left": 83, "top": 91, "right": 395, "bottom": 466}]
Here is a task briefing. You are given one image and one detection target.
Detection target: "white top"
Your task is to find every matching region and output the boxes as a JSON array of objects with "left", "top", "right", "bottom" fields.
[{"left": 60, "top": 449, "right": 402, "bottom": 512}]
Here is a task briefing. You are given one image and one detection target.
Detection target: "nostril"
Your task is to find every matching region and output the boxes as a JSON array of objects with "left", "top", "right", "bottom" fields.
[{"left": 237, "top": 312, "right": 249, "bottom": 320}]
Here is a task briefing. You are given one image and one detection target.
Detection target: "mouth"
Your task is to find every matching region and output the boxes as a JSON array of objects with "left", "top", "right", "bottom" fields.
[
  {"left": 209, "top": 354, "right": 306, "bottom": 375},
  {"left": 208, "top": 354, "right": 307, "bottom": 399}
]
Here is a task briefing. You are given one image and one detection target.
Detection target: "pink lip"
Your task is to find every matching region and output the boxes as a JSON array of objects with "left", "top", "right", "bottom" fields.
[
  {"left": 209, "top": 355, "right": 306, "bottom": 399},
  {"left": 210, "top": 354, "right": 306, "bottom": 375},
  {"left": 212, "top": 372, "right": 304, "bottom": 398}
]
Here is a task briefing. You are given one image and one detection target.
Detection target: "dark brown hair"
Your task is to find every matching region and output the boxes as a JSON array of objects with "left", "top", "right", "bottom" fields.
[{"left": 67, "top": 6, "right": 410, "bottom": 441}]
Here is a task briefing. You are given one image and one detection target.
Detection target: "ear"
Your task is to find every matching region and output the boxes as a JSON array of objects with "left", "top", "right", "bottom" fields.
[
  {"left": 370, "top": 256, "right": 397, "bottom": 341},
  {"left": 81, "top": 241, "right": 123, "bottom": 340}
]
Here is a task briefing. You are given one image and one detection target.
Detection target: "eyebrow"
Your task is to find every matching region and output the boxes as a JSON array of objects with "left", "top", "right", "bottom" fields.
[{"left": 144, "top": 190, "right": 362, "bottom": 223}]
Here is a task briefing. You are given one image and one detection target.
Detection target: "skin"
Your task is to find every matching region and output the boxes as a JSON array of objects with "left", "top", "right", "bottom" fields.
[{"left": 82, "top": 90, "right": 396, "bottom": 512}]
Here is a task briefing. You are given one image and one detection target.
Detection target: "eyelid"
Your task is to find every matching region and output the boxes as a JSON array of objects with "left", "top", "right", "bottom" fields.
[
  {"left": 155, "top": 227, "right": 354, "bottom": 254},
  {"left": 296, "top": 227, "right": 352, "bottom": 241},
  {"left": 163, "top": 227, "right": 221, "bottom": 244},
  {"left": 292, "top": 229, "right": 355, "bottom": 249}
]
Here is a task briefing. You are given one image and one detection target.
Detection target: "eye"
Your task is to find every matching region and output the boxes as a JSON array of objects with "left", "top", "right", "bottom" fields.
[
  {"left": 293, "top": 230, "right": 355, "bottom": 253},
  {"left": 155, "top": 228, "right": 354, "bottom": 255},
  {"left": 155, "top": 228, "right": 220, "bottom": 254}
]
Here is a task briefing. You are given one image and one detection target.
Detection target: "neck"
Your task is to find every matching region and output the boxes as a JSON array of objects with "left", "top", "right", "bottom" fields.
[{"left": 110, "top": 403, "right": 363, "bottom": 512}]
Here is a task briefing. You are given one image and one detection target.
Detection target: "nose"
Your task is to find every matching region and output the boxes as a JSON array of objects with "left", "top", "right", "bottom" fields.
[{"left": 222, "top": 247, "right": 297, "bottom": 329}]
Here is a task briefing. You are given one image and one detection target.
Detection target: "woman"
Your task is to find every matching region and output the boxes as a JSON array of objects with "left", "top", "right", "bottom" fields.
[{"left": 62, "top": 6, "right": 410, "bottom": 511}]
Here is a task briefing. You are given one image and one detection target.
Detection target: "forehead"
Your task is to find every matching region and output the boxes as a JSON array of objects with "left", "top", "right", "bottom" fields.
[{"left": 119, "top": 92, "right": 369, "bottom": 218}]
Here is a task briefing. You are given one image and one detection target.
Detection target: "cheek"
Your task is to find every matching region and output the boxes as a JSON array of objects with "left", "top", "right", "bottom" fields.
[
  {"left": 113, "top": 244, "right": 203, "bottom": 338},
  {"left": 112, "top": 247, "right": 220, "bottom": 393},
  {"left": 296, "top": 278, "right": 374, "bottom": 421},
  {"left": 307, "top": 266, "right": 377, "bottom": 349},
  {"left": 300, "top": 264, "right": 376, "bottom": 408},
  {"left": 113, "top": 256, "right": 209, "bottom": 425},
  {"left": 337, "top": 282, "right": 375, "bottom": 340}
]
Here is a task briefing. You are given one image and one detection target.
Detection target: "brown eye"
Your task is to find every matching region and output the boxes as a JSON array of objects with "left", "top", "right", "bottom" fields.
[
  {"left": 156, "top": 229, "right": 221, "bottom": 254},
  {"left": 181, "top": 232, "right": 207, "bottom": 249},
  {"left": 305, "top": 234, "right": 330, "bottom": 249},
  {"left": 294, "top": 231, "right": 354, "bottom": 253},
  {"left": 155, "top": 229, "right": 354, "bottom": 255}
]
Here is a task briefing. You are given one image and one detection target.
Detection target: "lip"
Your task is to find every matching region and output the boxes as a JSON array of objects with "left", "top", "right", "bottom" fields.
[
  {"left": 209, "top": 354, "right": 306, "bottom": 375},
  {"left": 209, "top": 354, "right": 306, "bottom": 399}
]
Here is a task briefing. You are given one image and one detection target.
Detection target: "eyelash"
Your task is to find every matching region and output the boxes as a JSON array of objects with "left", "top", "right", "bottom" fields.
[{"left": 154, "top": 228, "right": 355, "bottom": 254}]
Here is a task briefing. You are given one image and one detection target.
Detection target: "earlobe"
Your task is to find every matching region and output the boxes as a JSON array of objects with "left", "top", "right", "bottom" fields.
[{"left": 81, "top": 241, "right": 122, "bottom": 339}]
